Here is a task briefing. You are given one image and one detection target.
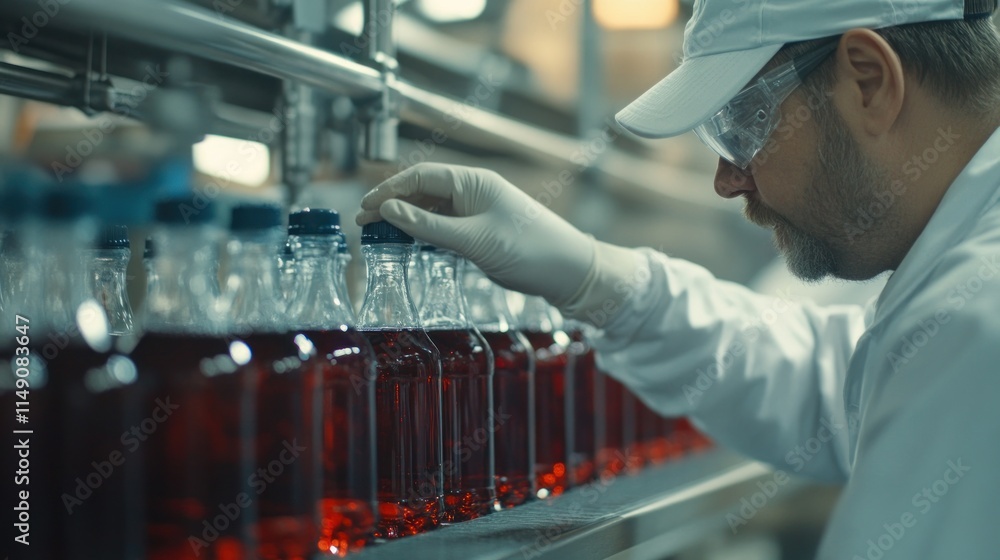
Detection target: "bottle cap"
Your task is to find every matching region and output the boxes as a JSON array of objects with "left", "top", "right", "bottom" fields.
[
  {"left": 419, "top": 244, "right": 437, "bottom": 252},
  {"left": 154, "top": 197, "right": 216, "bottom": 224},
  {"left": 144, "top": 237, "right": 155, "bottom": 260},
  {"left": 230, "top": 203, "right": 282, "bottom": 231},
  {"left": 96, "top": 225, "right": 130, "bottom": 250},
  {"left": 287, "top": 208, "right": 341, "bottom": 236},
  {"left": 361, "top": 220, "right": 413, "bottom": 245},
  {"left": 42, "top": 188, "right": 94, "bottom": 222},
  {"left": 281, "top": 239, "right": 294, "bottom": 258}
]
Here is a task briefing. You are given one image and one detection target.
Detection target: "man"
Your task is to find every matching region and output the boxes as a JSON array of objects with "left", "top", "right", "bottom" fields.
[{"left": 356, "top": 0, "right": 1000, "bottom": 557}]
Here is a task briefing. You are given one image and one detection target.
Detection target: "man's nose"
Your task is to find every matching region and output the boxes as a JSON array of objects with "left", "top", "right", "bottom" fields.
[{"left": 714, "top": 159, "right": 757, "bottom": 198}]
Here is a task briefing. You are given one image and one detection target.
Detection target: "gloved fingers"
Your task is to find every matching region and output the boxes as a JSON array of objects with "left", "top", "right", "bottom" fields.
[
  {"left": 360, "top": 163, "right": 465, "bottom": 214},
  {"left": 379, "top": 198, "right": 472, "bottom": 254}
]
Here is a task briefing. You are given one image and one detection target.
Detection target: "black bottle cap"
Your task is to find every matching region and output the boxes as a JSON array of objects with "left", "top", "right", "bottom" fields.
[
  {"left": 230, "top": 203, "right": 282, "bottom": 231},
  {"left": 280, "top": 239, "right": 293, "bottom": 257},
  {"left": 361, "top": 220, "right": 413, "bottom": 245},
  {"left": 154, "top": 197, "right": 216, "bottom": 224},
  {"left": 287, "top": 208, "right": 341, "bottom": 236},
  {"left": 144, "top": 237, "right": 155, "bottom": 260},
  {"left": 419, "top": 244, "right": 437, "bottom": 252},
  {"left": 96, "top": 225, "right": 130, "bottom": 250}
]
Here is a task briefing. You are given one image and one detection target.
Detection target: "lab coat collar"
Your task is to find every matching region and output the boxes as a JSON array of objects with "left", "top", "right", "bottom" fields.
[{"left": 873, "top": 126, "right": 1000, "bottom": 326}]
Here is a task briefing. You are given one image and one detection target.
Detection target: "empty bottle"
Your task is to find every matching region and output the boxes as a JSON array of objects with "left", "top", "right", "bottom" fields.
[
  {"left": 357, "top": 221, "right": 443, "bottom": 538},
  {"left": 419, "top": 248, "right": 496, "bottom": 521},
  {"left": 334, "top": 232, "right": 356, "bottom": 321},
  {"left": 285, "top": 208, "right": 377, "bottom": 556},
  {"left": 464, "top": 264, "right": 536, "bottom": 508}
]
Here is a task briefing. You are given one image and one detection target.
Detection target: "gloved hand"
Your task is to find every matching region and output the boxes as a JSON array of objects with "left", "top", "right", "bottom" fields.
[{"left": 356, "top": 163, "right": 643, "bottom": 319}]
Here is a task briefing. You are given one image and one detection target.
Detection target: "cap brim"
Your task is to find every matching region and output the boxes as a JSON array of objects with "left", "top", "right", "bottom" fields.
[{"left": 615, "top": 44, "right": 783, "bottom": 139}]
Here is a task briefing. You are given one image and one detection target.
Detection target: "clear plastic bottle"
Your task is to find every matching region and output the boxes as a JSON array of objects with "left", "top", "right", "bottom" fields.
[
  {"left": 131, "top": 198, "right": 251, "bottom": 560},
  {"left": 278, "top": 239, "right": 297, "bottom": 309},
  {"left": 356, "top": 221, "right": 443, "bottom": 538},
  {"left": 519, "top": 296, "right": 571, "bottom": 498},
  {"left": 419, "top": 248, "right": 496, "bottom": 521},
  {"left": 285, "top": 208, "right": 377, "bottom": 555},
  {"left": 222, "top": 203, "right": 319, "bottom": 559},
  {"left": 86, "top": 225, "right": 135, "bottom": 335},
  {"left": 334, "top": 232, "right": 356, "bottom": 321},
  {"left": 564, "top": 320, "right": 598, "bottom": 485},
  {"left": 464, "top": 264, "right": 536, "bottom": 508}
]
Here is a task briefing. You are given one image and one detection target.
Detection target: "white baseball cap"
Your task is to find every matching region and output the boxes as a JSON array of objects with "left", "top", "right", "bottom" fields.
[{"left": 615, "top": 0, "right": 989, "bottom": 139}]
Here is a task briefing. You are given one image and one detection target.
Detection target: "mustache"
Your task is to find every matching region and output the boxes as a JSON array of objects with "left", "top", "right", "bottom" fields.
[{"left": 743, "top": 193, "right": 784, "bottom": 228}]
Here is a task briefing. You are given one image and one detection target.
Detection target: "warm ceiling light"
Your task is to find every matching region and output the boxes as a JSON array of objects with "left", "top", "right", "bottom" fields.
[
  {"left": 417, "top": 0, "right": 487, "bottom": 23},
  {"left": 593, "top": 0, "right": 680, "bottom": 30}
]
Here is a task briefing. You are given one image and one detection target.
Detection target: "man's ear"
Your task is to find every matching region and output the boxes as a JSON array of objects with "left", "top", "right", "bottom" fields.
[{"left": 832, "top": 29, "right": 906, "bottom": 137}]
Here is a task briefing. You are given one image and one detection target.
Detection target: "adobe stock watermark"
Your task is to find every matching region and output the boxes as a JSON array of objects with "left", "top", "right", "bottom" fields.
[
  {"left": 844, "top": 127, "right": 960, "bottom": 245},
  {"left": 188, "top": 439, "right": 307, "bottom": 555},
  {"left": 6, "top": 0, "right": 72, "bottom": 53},
  {"left": 61, "top": 394, "right": 179, "bottom": 514},
  {"left": 885, "top": 252, "right": 999, "bottom": 373},
  {"left": 851, "top": 458, "right": 970, "bottom": 560},
  {"left": 50, "top": 64, "right": 170, "bottom": 182},
  {"left": 728, "top": 415, "right": 848, "bottom": 533},
  {"left": 681, "top": 288, "right": 798, "bottom": 405}
]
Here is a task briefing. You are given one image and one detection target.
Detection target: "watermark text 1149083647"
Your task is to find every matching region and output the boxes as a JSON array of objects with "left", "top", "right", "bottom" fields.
[{"left": 13, "top": 314, "right": 32, "bottom": 547}]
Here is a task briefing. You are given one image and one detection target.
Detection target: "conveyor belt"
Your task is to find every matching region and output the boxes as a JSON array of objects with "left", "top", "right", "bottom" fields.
[{"left": 352, "top": 450, "right": 803, "bottom": 560}]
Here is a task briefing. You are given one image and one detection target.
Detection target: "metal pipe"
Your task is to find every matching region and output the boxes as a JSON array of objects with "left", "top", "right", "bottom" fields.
[
  {"left": 360, "top": 0, "right": 399, "bottom": 162},
  {"left": 3, "top": 0, "right": 385, "bottom": 99}
]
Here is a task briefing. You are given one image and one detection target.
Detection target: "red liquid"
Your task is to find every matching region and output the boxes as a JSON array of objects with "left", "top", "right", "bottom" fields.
[
  {"left": 620, "top": 388, "right": 641, "bottom": 474},
  {"left": 305, "top": 329, "right": 377, "bottom": 557},
  {"left": 131, "top": 333, "right": 255, "bottom": 560},
  {"left": 240, "top": 332, "right": 320, "bottom": 560},
  {"left": 53, "top": 342, "right": 146, "bottom": 560},
  {"left": 566, "top": 332, "right": 597, "bottom": 486},
  {"left": 480, "top": 330, "right": 534, "bottom": 509},
  {"left": 426, "top": 329, "right": 495, "bottom": 522},
  {"left": 639, "top": 408, "right": 681, "bottom": 466},
  {"left": 596, "top": 371, "right": 628, "bottom": 478},
  {"left": 361, "top": 329, "right": 443, "bottom": 538},
  {"left": 522, "top": 331, "right": 569, "bottom": 498}
]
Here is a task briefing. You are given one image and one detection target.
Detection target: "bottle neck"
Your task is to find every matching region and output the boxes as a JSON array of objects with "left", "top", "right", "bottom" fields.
[
  {"left": 86, "top": 248, "right": 135, "bottom": 336},
  {"left": 520, "top": 295, "right": 563, "bottom": 332},
  {"left": 145, "top": 226, "right": 222, "bottom": 334},
  {"left": 419, "top": 250, "right": 470, "bottom": 330},
  {"left": 287, "top": 234, "right": 352, "bottom": 329},
  {"left": 464, "top": 265, "right": 514, "bottom": 333},
  {"left": 357, "top": 243, "right": 420, "bottom": 329},
  {"left": 224, "top": 230, "right": 286, "bottom": 332}
]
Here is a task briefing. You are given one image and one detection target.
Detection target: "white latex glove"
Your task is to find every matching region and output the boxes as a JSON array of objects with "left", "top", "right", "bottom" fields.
[{"left": 356, "top": 163, "right": 641, "bottom": 314}]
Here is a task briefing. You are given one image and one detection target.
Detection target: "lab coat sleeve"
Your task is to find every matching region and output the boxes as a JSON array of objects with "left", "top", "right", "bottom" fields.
[
  {"left": 815, "top": 255, "right": 1000, "bottom": 559},
  {"left": 590, "top": 249, "right": 868, "bottom": 482}
]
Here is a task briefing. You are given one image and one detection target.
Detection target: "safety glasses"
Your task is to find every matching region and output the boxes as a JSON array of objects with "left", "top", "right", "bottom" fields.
[{"left": 694, "top": 39, "right": 839, "bottom": 170}]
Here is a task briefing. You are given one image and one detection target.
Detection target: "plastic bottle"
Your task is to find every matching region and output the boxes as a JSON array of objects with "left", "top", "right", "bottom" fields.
[
  {"left": 334, "top": 232, "right": 356, "bottom": 321},
  {"left": 131, "top": 198, "right": 251, "bottom": 560},
  {"left": 564, "top": 321, "right": 598, "bottom": 485},
  {"left": 222, "top": 203, "right": 318, "bottom": 559},
  {"left": 464, "top": 264, "right": 536, "bottom": 508},
  {"left": 285, "top": 208, "right": 377, "bottom": 555},
  {"left": 519, "top": 296, "right": 571, "bottom": 498},
  {"left": 356, "top": 221, "right": 443, "bottom": 538},
  {"left": 419, "top": 248, "right": 496, "bottom": 521}
]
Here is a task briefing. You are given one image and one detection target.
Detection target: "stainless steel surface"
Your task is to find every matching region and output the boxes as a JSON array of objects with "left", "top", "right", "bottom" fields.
[
  {"left": 14, "top": 0, "right": 385, "bottom": 99},
  {"left": 360, "top": 0, "right": 399, "bottom": 162},
  {"left": 351, "top": 450, "right": 803, "bottom": 560}
]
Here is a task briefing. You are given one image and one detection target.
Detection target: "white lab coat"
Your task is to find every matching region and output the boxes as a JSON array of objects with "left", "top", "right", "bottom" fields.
[{"left": 592, "top": 127, "right": 1000, "bottom": 559}]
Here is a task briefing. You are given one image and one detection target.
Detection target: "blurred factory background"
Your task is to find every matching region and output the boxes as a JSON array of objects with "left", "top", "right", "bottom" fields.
[{"left": 0, "top": 1, "right": 892, "bottom": 558}]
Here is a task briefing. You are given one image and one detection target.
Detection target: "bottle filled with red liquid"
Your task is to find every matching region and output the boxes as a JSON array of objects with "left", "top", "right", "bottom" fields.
[
  {"left": 519, "top": 296, "right": 571, "bottom": 498},
  {"left": 285, "top": 208, "right": 377, "bottom": 556},
  {"left": 132, "top": 198, "right": 255, "bottom": 560},
  {"left": 636, "top": 401, "right": 680, "bottom": 466},
  {"left": 463, "top": 265, "right": 535, "bottom": 509},
  {"left": 419, "top": 248, "right": 496, "bottom": 521},
  {"left": 222, "top": 203, "right": 321, "bottom": 559},
  {"left": 58, "top": 223, "right": 146, "bottom": 560},
  {"left": 356, "top": 221, "right": 443, "bottom": 538},
  {"left": 595, "top": 370, "right": 629, "bottom": 479},
  {"left": 565, "top": 323, "right": 598, "bottom": 486}
]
